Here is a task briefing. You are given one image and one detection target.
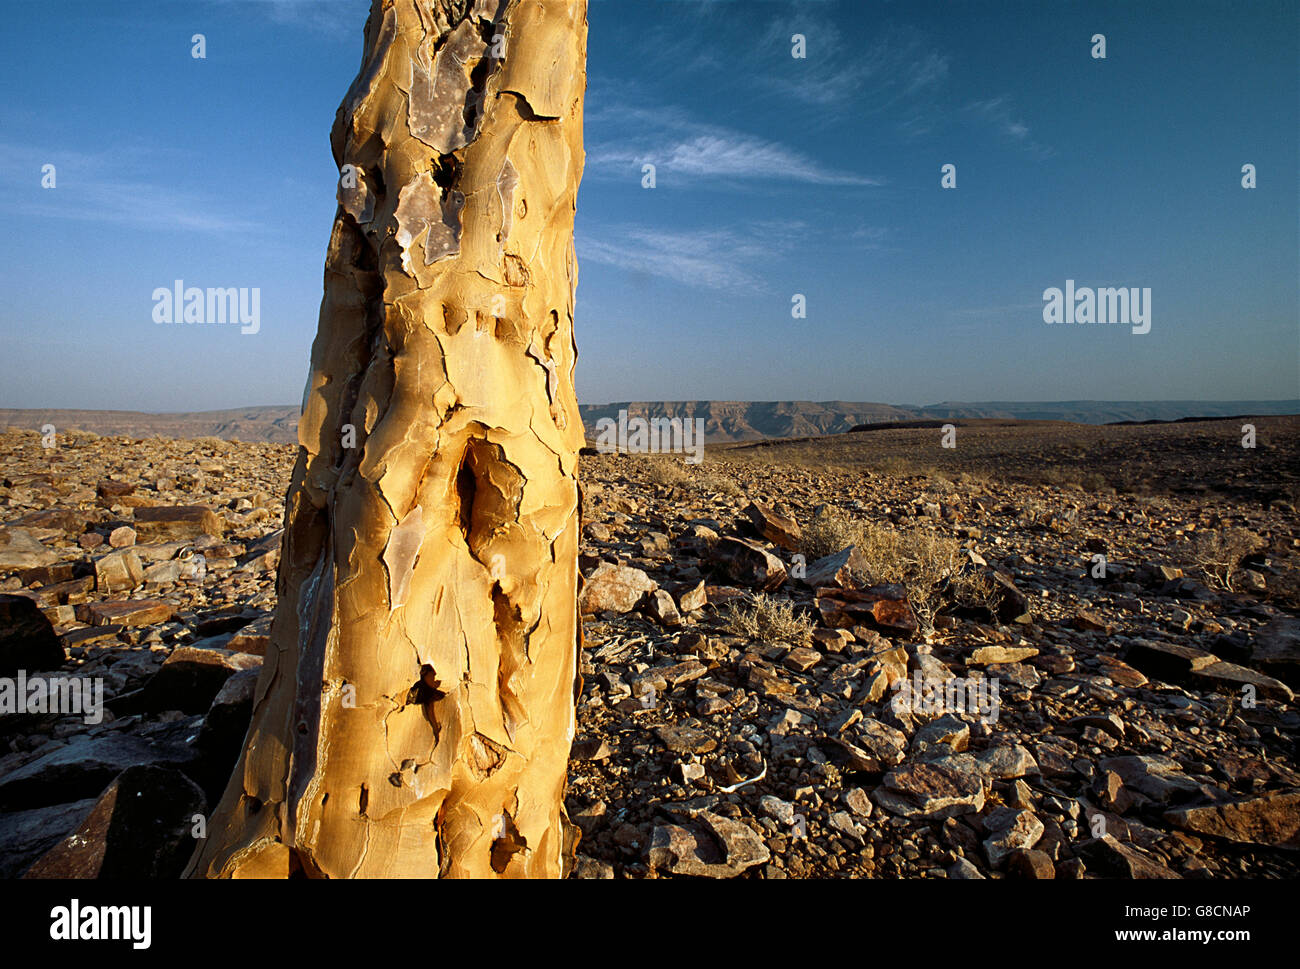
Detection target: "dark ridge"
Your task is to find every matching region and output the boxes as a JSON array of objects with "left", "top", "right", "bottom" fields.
[{"left": 1106, "top": 414, "right": 1294, "bottom": 426}]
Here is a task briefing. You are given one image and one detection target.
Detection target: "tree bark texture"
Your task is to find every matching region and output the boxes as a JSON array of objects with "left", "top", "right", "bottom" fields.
[{"left": 187, "top": 0, "right": 588, "bottom": 878}]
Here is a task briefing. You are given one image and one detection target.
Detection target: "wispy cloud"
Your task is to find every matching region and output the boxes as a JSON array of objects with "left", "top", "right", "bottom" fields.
[
  {"left": 589, "top": 130, "right": 880, "bottom": 187},
  {"left": 758, "top": 16, "right": 950, "bottom": 129},
  {"left": 850, "top": 224, "right": 892, "bottom": 250},
  {"left": 585, "top": 101, "right": 881, "bottom": 188},
  {"left": 579, "top": 221, "right": 806, "bottom": 291},
  {"left": 0, "top": 142, "right": 262, "bottom": 234},
  {"left": 965, "top": 98, "right": 1054, "bottom": 159}
]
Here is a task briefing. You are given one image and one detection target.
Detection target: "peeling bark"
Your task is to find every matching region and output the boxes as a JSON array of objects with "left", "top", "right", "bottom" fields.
[{"left": 186, "top": 0, "right": 587, "bottom": 879}]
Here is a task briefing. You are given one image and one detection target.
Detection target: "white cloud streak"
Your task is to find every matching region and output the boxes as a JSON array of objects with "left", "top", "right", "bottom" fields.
[
  {"left": 966, "top": 98, "right": 1054, "bottom": 159},
  {"left": 0, "top": 142, "right": 262, "bottom": 234},
  {"left": 579, "top": 221, "right": 806, "bottom": 291},
  {"left": 585, "top": 99, "right": 881, "bottom": 188}
]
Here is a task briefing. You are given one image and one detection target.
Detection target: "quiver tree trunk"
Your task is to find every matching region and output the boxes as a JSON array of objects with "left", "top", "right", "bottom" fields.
[{"left": 186, "top": 0, "right": 588, "bottom": 878}]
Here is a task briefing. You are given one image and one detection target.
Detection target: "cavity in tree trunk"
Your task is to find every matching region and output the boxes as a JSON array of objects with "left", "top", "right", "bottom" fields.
[{"left": 186, "top": 0, "right": 588, "bottom": 878}]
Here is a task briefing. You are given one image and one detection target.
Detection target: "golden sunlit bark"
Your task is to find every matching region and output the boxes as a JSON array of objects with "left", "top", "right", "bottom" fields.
[{"left": 187, "top": 0, "right": 587, "bottom": 878}]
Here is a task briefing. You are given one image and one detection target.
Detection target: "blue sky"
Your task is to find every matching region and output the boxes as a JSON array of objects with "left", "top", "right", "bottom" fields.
[{"left": 0, "top": 0, "right": 1295, "bottom": 411}]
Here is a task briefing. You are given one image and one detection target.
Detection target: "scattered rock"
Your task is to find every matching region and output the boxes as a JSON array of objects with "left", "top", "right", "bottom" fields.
[
  {"left": 93, "top": 549, "right": 144, "bottom": 593},
  {"left": 983, "top": 808, "right": 1044, "bottom": 868},
  {"left": 1164, "top": 791, "right": 1300, "bottom": 848},
  {"left": 947, "top": 856, "right": 985, "bottom": 879},
  {"left": 874, "top": 761, "right": 986, "bottom": 820},
  {"left": 1123, "top": 641, "right": 1220, "bottom": 681},
  {"left": 741, "top": 502, "right": 802, "bottom": 552},
  {"left": 580, "top": 563, "right": 657, "bottom": 614},
  {"left": 24, "top": 766, "right": 207, "bottom": 879},
  {"left": 714, "top": 537, "right": 788, "bottom": 591},
  {"left": 0, "top": 593, "right": 66, "bottom": 676},
  {"left": 802, "top": 546, "right": 870, "bottom": 589},
  {"left": 969, "top": 645, "right": 1038, "bottom": 666},
  {"left": 647, "top": 811, "right": 770, "bottom": 877},
  {"left": 132, "top": 505, "right": 225, "bottom": 542},
  {"left": 0, "top": 799, "right": 97, "bottom": 878},
  {"left": 107, "top": 526, "right": 137, "bottom": 548},
  {"left": 1006, "top": 848, "right": 1056, "bottom": 879},
  {"left": 85, "top": 598, "right": 175, "bottom": 627},
  {"left": 0, "top": 528, "right": 57, "bottom": 570},
  {"left": 644, "top": 589, "right": 682, "bottom": 627},
  {"left": 1100, "top": 755, "right": 1204, "bottom": 805},
  {"left": 0, "top": 733, "right": 199, "bottom": 811},
  {"left": 110, "top": 646, "right": 261, "bottom": 716},
  {"left": 1076, "top": 835, "right": 1182, "bottom": 879}
]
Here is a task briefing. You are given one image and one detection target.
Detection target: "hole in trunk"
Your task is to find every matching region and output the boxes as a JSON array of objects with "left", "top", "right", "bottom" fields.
[{"left": 455, "top": 454, "right": 477, "bottom": 544}]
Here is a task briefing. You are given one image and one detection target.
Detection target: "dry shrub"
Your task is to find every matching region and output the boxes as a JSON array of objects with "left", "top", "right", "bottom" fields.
[
  {"left": 1192, "top": 527, "right": 1264, "bottom": 592},
  {"left": 631, "top": 455, "right": 689, "bottom": 487},
  {"left": 800, "top": 505, "right": 864, "bottom": 560},
  {"left": 1040, "top": 467, "right": 1083, "bottom": 490},
  {"left": 692, "top": 468, "right": 743, "bottom": 497},
  {"left": 632, "top": 455, "right": 744, "bottom": 497},
  {"left": 900, "top": 529, "right": 965, "bottom": 633},
  {"left": 947, "top": 568, "right": 997, "bottom": 615},
  {"left": 874, "top": 456, "right": 917, "bottom": 477},
  {"left": 724, "top": 593, "right": 813, "bottom": 647},
  {"left": 927, "top": 473, "right": 956, "bottom": 494},
  {"left": 799, "top": 507, "right": 964, "bottom": 633}
]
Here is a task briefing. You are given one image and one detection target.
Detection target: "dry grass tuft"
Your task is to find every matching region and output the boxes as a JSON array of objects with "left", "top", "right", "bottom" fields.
[
  {"left": 630, "top": 455, "right": 690, "bottom": 487},
  {"left": 724, "top": 593, "right": 814, "bottom": 647}
]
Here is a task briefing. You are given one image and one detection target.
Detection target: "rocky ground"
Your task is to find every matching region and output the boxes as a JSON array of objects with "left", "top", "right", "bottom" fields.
[{"left": 0, "top": 418, "right": 1296, "bottom": 879}]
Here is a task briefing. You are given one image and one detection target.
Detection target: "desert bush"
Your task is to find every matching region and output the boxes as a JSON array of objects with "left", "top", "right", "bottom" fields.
[
  {"left": 724, "top": 593, "right": 813, "bottom": 647},
  {"left": 874, "top": 456, "right": 917, "bottom": 477},
  {"left": 1191, "top": 527, "right": 1264, "bottom": 592},
  {"left": 899, "top": 529, "right": 965, "bottom": 633},
  {"left": 1039, "top": 466, "right": 1109, "bottom": 492},
  {"left": 631, "top": 455, "right": 689, "bottom": 487},
  {"left": 1040, "top": 467, "right": 1083, "bottom": 490},
  {"left": 799, "top": 507, "right": 963, "bottom": 633},
  {"left": 1079, "top": 471, "right": 1110, "bottom": 492},
  {"left": 800, "top": 505, "right": 864, "bottom": 560},
  {"left": 925, "top": 472, "right": 956, "bottom": 494},
  {"left": 854, "top": 523, "right": 910, "bottom": 582},
  {"left": 61, "top": 429, "right": 101, "bottom": 446},
  {"left": 948, "top": 568, "right": 997, "bottom": 613},
  {"left": 692, "top": 468, "right": 743, "bottom": 497}
]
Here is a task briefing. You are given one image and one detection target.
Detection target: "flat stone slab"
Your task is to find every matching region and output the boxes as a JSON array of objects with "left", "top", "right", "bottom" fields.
[
  {"left": 873, "top": 761, "right": 986, "bottom": 820},
  {"left": 579, "top": 564, "right": 656, "bottom": 614},
  {"left": 1191, "top": 660, "right": 1294, "bottom": 703},
  {"left": 85, "top": 598, "right": 175, "bottom": 628},
  {"left": 0, "top": 528, "right": 57, "bottom": 570},
  {"left": 647, "top": 811, "right": 769, "bottom": 878},
  {"left": 969, "top": 645, "right": 1039, "bottom": 666},
  {"left": 1123, "top": 641, "right": 1218, "bottom": 681},
  {"left": 1165, "top": 791, "right": 1300, "bottom": 848},
  {"left": 132, "top": 505, "right": 225, "bottom": 541}
]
